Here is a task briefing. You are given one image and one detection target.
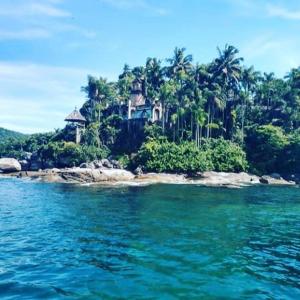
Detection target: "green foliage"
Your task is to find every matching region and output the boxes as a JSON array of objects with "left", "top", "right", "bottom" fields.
[
  {"left": 201, "top": 138, "right": 248, "bottom": 172},
  {"left": 116, "top": 154, "right": 130, "bottom": 169},
  {"left": 0, "top": 127, "right": 26, "bottom": 142},
  {"left": 246, "top": 125, "right": 289, "bottom": 174},
  {"left": 4, "top": 47, "right": 300, "bottom": 174},
  {"left": 82, "top": 122, "right": 101, "bottom": 147},
  {"left": 134, "top": 139, "right": 213, "bottom": 173},
  {"left": 40, "top": 142, "right": 109, "bottom": 168},
  {"left": 0, "top": 132, "right": 56, "bottom": 159},
  {"left": 280, "top": 131, "right": 300, "bottom": 174}
]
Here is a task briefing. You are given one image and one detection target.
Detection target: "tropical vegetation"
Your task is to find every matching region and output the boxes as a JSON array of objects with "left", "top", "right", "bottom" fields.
[{"left": 1, "top": 45, "right": 300, "bottom": 175}]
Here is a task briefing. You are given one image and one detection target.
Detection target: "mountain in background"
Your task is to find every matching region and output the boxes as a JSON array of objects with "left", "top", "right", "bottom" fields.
[{"left": 0, "top": 127, "right": 27, "bottom": 142}]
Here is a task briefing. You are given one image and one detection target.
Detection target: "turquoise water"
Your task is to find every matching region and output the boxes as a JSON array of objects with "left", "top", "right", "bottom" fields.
[{"left": 0, "top": 178, "right": 299, "bottom": 299}]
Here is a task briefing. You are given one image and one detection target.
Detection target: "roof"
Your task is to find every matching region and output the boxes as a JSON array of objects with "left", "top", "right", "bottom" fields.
[{"left": 65, "top": 108, "right": 86, "bottom": 123}]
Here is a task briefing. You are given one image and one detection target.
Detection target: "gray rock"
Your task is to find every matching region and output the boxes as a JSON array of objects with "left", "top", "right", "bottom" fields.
[
  {"left": 270, "top": 173, "right": 282, "bottom": 180},
  {"left": 101, "top": 159, "right": 113, "bottom": 169},
  {"left": 80, "top": 162, "right": 95, "bottom": 169},
  {"left": 193, "top": 172, "right": 261, "bottom": 186},
  {"left": 111, "top": 160, "right": 122, "bottom": 169},
  {"left": 93, "top": 160, "right": 103, "bottom": 169},
  {"left": 260, "top": 175, "right": 295, "bottom": 185},
  {"left": 0, "top": 158, "right": 22, "bottom": 173},
  {"left": 59, "top": 168, "right": 135, "bottom": 183},
  {"left": 134, "top": 166, "right": 143, "bottom": 176},
  {"left": 19, "top": 160, "right": 30, "bottom": 171}
]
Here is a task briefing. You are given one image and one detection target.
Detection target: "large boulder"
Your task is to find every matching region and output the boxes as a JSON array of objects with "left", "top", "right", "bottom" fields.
[
  {"left": 0, "top": 158, "right": 22, "bottom": 173},
  {"left": 58, "top": 168, "right": 135, "bottom": 183}
]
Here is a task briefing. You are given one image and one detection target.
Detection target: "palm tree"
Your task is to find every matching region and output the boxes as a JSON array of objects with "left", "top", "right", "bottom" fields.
[
  {"left": 167, "top": 47, "right": 193, "bottom": 79},
  {"left": 239, "top": 66, "right": 260, "bottom": 142},
  {"left": 146, "top": 58, "right": 164, "bottom": 99},
  {"left": 195, "top": 108, "right": 207, "bottom": 147},
  {"left": 210, "top": 45, "right": 243, "bottom": 139}
]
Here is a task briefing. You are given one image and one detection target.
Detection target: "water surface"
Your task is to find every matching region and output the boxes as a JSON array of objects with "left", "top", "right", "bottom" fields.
[{"left": 0, "top": 178, "right": 300, "bottom": 299}]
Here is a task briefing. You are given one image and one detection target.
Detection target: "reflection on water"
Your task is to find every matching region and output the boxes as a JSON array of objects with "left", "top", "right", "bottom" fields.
[{"left": 0, "top": 178, "right": 299, "bottom": 299}]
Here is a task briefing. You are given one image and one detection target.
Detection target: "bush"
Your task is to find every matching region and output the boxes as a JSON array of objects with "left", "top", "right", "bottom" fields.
[
  {"left": 39, "top": 142, "right": 109, "bottom": 168},
  {"left": 246, "top": 125, "right": 288, "bottom": 174},
  {"left": 201, "top": 138, "right": 248, "bottom": 172},
  {"left": 281, "top": 131, "right": 300, "bottom": 174},
  {"left": 134, "top": 139, "right": 213, "bottom": 173}
]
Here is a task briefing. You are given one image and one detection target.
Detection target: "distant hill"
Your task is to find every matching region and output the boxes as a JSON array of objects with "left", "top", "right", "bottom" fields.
[{"left": 0, "top": 127, "right": 27, "bottom": 142}]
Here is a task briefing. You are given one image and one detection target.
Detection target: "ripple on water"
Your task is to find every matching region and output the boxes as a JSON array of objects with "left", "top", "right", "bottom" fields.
[{"left": 0, "top": 179, "right": 299, "bottom": 299}]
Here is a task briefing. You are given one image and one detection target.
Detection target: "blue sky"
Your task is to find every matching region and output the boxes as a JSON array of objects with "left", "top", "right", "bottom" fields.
[{"left": 1, "top": 0, "right": 300, "bottom": 133}]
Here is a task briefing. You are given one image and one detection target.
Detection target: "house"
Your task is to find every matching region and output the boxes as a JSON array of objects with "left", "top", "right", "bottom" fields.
[{"left": 127, "top": 78, "right": 162, "bottom": 122}]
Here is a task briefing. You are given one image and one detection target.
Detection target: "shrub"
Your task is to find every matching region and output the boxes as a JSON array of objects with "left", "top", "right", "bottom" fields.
[
  {"left": 246, "top": 125, "right": 288, "bottom": 174},
  {"left": 39, "top": 142, "right": 109, "bottom": 168},
  {"left": 134, "top": 139, "right": 213, "bottom": 173},
  {"left": 201, "top": 138, "right": 248, "bottom": 172}
]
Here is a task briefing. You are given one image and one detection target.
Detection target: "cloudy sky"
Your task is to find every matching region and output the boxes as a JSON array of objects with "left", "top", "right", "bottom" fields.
[{"left": 1, "top": 0, "right": 300, "bottom": 133}]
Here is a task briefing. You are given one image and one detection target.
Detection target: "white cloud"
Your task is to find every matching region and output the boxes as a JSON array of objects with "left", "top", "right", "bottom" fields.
[
  {"left": 267, "top": 4, "right": 300, "bottom": 20},
  {"left": 0, "top": 62, "right": 109, "bottom": 133},
  {"left": 0, "top": 0, "right": 70, "bottom": 18},
  {"left": 0, "top": 28, "right": 51, "bottom": 40},
  {"left": 0, "top": 0, "right": 96, "bottom": 41}
]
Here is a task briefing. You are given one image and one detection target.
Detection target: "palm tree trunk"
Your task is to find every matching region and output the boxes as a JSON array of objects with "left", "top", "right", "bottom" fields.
[{"left": 206, "top": 105, "right": 210, "bottom": 139}]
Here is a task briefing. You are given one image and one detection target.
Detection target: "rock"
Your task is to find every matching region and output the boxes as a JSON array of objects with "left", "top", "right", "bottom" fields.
[
  {"left": 260, "top": 175, "right": 295, "bottom": 185},
  {"left": 134, "top": 166, "right": 143, "bottom": 176},
  {"left": 0, "top": 158, "right": 22, "bottom": 173},
  {"left": 100, "top": 169, "right": 135, "bottom": 181},
  {"left": 193, "top": 172, "right": 261, "bottom": 186},
  {"left": 111, "top": 160, "right": 122, "bottom": 169},
  {"left": 135, "top": 173, "right": 187, "bottom": 184},
  {"left": 58, "top": 168, "right": 134, "bottom": 183},
  {"left": 80, "top": 162, "right": 95, "bottom": 169},
  {"left": 101, "top": 159, "right": 113, "bottom": 169},
  {"left": 93, "top": 160, "right": 103, "bottom": 169},
  {"left": 270, "top": 173, "right": 282, "bottom": 180},
  {"left": 19, "top": 160, "right": 30, "bottom": 171}
]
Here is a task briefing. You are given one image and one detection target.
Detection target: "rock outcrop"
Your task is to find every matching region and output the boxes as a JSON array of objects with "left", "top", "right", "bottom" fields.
[
  {"left": 192, "top": 172, "right": 261, "bottom": 187},
  {"left": 58, "top": 168, "right": 135, "bottom": 183},
  {"left": 260, "top": 174, "right": 295, "bottom": 185},
  {"left": 135, "top": 173, "right": 187, "bottom": 184},
  {"left": 0, "top": 158, "right": 22, "bottom": 173}
]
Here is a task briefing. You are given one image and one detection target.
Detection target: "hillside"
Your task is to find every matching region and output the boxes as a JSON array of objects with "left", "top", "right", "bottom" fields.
[{"left": 0, "top": 127, "right": 26, "bottom": 142}]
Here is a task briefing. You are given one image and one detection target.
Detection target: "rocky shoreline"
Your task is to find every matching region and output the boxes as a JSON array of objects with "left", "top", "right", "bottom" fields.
[
  {"left": 0, "top": 157, "right": 298, "bottom": 187},
  {"left": 1, "top": 168, "right": 297, "bottom": 187}
]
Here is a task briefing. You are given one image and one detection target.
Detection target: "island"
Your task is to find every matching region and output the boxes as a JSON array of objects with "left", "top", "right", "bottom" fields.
[{"left": 0, "top": 46, "right": 299, "bottom": 186}]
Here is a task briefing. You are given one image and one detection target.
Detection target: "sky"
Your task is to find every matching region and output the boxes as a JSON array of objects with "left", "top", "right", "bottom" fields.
[{"left": 1, "top": 0, "right": 300, "bottom": 133}]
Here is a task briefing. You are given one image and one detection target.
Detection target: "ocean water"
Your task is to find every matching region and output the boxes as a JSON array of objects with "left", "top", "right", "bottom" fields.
[{"left": 0, "top": 178, "right": 299, "bottom": 299}]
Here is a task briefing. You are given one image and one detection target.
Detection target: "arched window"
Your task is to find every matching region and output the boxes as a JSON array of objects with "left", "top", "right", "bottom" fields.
[{"left": 154, "top": 109, "right": 160, "bottom": 121}]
